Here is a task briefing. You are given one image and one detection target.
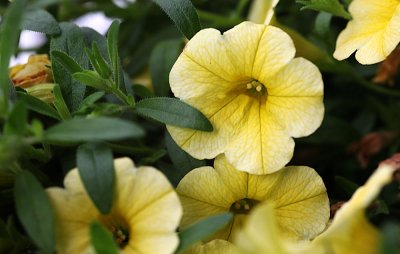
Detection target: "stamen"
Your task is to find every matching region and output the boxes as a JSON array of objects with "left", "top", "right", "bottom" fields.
[
  {"left": 256, "top": 85, "right": 263, "bottom": 92},
  {"left": 246, "top": 83, "right": 253, "bottom": 89}
]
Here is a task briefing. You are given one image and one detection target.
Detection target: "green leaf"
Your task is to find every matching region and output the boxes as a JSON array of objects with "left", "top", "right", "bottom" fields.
[
  {"left": 73, "top": 70, "right": 112, "bottom": 92},
  {"left": 90, "top": 222, "right": 119, "bottom": 254},
  {"left": 17, "top": 92, "right": 60, "bottom": 120},
  {"left": 77, "top": 142, "right": 114, "bottom": 214},
  {"left": 164, "top": 132, "right": 206, "bottom": 186},
  {"left": 132, "top": 84, "right": 154, "bottom": 99},
  {"left": 297, "top": 0, "right": 351, "bottom": 19},
  {"left": 31, "top": 0, "right": 59, "bottom": 8},
  {"left": 380, "top": 223, "right": 400, "bottom": 254},
  {"left": 149, "top": 39, "right": 182, "bottom": 96},
  {"left": 135, "top": 97, "right": 213, "bottom": 132},
  {"left": 0, "top": 0, "right": 26, "bottom": 116},
  {"left": 53, "top": 84, "right": 71, "bottom": 120},
  {"left": 50, "top": 23, "right": 90, "bottom": 112},
  {"left": 152, "top": 0, "right": 201, "bottom": 39},
  {"left": 3, "top": 101, "right": 28, "bottom": 135},
  {"left": 87, "top": 42, "right": 113, "bottom": 79},
  {"left": 43, "top": 117, "right": 144, "bottom": 144},
  {"left": 14, "top": 171, "right": 55, "bottom": 254},
  {"left": 21, "top": 8, "right": 60, "bottom": 35},
  {"left": 51, "top": 50, "right": 84, "bottom": 74},
  {"left": 78, "top": 91, "right": 105, "bottom": 111},
  {"left": 176, "top": 213, "right": 233, "bottom": 254},
  {"left": 107, "top": 20, "right": 123, "bottom": 89}
]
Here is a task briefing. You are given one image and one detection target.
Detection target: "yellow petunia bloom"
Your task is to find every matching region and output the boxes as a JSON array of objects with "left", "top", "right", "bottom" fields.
[
  {"left": 234, "top": 163, "right": 396, "bottom": 254},
  {"left": 177, "top": 155, "right": 329, "bottom": 247},
  {"left": 334, "top": 0, "right": 400, "bottom": 65},
  {"left": 46, "top": 158, "right": 182, "bottom": 254},
  {"left": 185, "top": 240, "right": 239, "bottom": 254},
  {"left": 167, "top": 21, "right": 324, "bottom": 175}
]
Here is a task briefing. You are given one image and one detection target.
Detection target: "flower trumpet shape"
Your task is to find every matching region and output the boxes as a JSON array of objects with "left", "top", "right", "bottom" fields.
[
  {"left": 177, "top": 155, "right": 329, "bottom": 246},
  {"left": 234, "top": 162, "right": 397, "bottom": 254},
  {"left": 334, "top": 0, "right": 400, "bottom": 65},
  {"left": 167, "top": 21, "right": 324, "bottom": 175},
  {"left": 46, "top": 158, "right": 182, "bottom": 254}
]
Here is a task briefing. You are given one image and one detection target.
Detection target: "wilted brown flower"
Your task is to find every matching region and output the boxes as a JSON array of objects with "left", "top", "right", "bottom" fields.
[
  {"left": 373, "top": 46, "right": 400, "bottom": 86},
  {"left": 9, "top": 54, "right": 53, "bottom": 88}
]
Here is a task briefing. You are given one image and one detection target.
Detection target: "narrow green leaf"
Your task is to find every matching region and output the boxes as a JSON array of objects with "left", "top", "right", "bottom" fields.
[
  {"left": 43, "top": 117, "right": 144, "bottom": 143},
  {"left": 51, "top": 50, "right": 84, "bottom": 74},
  {"left": 14, "top": 171, "right": 55, "bottom": 253},
  {"left": 77, "top": 142, "right": 114, "bottom": 214},
  {"left": 21, "top": 8, "right": 60, "bottom": 35},
  {"left": 135, "top": 97, "right": 213, "bottom": 132},
  {"left": 0, "top": 0, "right": 26, "bottom": 116},
  {"left": 90, "top": 222, "right": 119, "bottom": 254},
  {"left": 3, "top": 101, "right": 28, "bottom": 135},
  {"left": 107, "top": 21, "right": 121, "bottom": 89},
  {"left": 297, "top": 0, "right": 351, "bottom": 19},
  {"left": 31, "top": 0, "right": 59, "bottom": 8},
  {"left": 73, "top": 71, "right": 112, "bottom": 92},
  {"left": 50, "top": 23, "right": 90, "bottom": 112},
  {"left": 92, "top": 42, "right": 113, "bottom": 79},
  {"left": 149, "top": 39, "right": 182, "bottom": 96},
  {"left": 152, "top": 0, "right": 201, "bottom": 39},
  {"left": 132, "top": 84, "right": 155, "bottom": 98},
  {"left": 176, "top": 213, "right": 233, "bottom": 254},
  {"left": 165, "top": 132, "right": 206, "bottom": 186},
  {"left": 53, "top": 84, "right": 71, "bottom": 120},
  {"left": 78, "top": 91, "right": 105, "bottom": 110},
  {"left": 17, "top": 92, "right": 60, "bottom": 120}
]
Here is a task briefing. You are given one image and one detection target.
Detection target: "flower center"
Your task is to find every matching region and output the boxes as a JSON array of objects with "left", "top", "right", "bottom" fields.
[
  {"left": 230, "top": 198, "right": 260, "bottom": 215},
  {"left": 245, "top": 80, "right": 267, "bottom": 96},
  {"left": 98, "top": 214, "right": 130, "bottom": 248}
]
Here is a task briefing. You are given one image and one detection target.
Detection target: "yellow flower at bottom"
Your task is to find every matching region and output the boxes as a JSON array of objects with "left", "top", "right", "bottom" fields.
[
  {"left": 167, "top": 21, "right": 324, "bottom": 175},
  {"left": 334, "top": 0, "right": 400, "bottom": 64},
  {"left": 46, "top": 158, "right": 182, "bottom": 254},
  {"left": 177, "top": 155, "right": 329, "bottom": 247},
  {"left": 234, "top": 163, "right": 396, "bottom": 254}
]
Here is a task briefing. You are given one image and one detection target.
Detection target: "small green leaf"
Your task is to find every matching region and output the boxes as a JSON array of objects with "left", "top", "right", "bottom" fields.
[
  {"left": 53, "top": 84, "right": 71, "bottom": 120},
  {"left": 149, "top": 39, "right": 182, "bottom": 96},
  {"left": 0, "top": 0, "right": 26, "bottom": 116},
  {"left": 107, "top": 21, "right": 122, "bottom": 89},
  {"left": 77, "top": 142, "right": 114, "bottom": 214},
  {"left": 17, "top": 92, "right": 60, "bottom": 120},
  {"left": 135, "top": 97, "right": 213, "bottom": 132},
  {"left": 14, "top": 171, "right": 55, "bottom": 253},
  {"left": 3, "top": 101, "right": 28, "bottom": 135},
  {"left": 92, "top": 42, "right": 113, "bottom": 79},
  {"left": 132, "top": 84, "right": 154, "bottom": 99},
  {"left": 78, "top": 91, "right": 105, "bottom": 110},
  {"left": 21, "top": 8, "right": 60, "bottom": 35},
  {"left": 297, "top": 0, "right": 351, "bottom": 19},
  {"left": 43, "top": 117, "right": 144, "bottom": 144},
  {"left": 165, "top": 132, "right": 206, "bottom": 186},
  {"left": 152, "top": 0, "right": 201, "bottom": 39},
  {"left": 50, "top": 23, "right": 90, "bottom": 112},
  {"left": 176, "top": 213, "right": 233, "bottom": 254},
  {"left": 51, "top": 50, "right": 84, "bottom": 74},
  {"left": 73, "top": 71, "right": 112, "bottom": 92},
  {"left": 90, "top": 221, "right": 119, "bottom": 254}
]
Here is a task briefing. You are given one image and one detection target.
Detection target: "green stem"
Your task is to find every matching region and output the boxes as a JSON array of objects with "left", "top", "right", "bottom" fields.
[
  {"left": 112, "top": 88, "right": 134, "bottom": 108},
  {"left": 236, "top": 0, "right": 250, "bottom": 15}
]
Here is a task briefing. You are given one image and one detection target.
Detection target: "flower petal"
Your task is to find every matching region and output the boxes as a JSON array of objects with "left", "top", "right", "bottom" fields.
[{"left": 185, "top": 240, "right": 239, "bottom": 254}]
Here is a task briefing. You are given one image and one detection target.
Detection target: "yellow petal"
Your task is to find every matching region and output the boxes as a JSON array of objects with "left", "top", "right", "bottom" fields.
[
  {"left": 247, "top": 0, "right": 279, "bottom": 24},
  {"left": 267, "top": 58, "right": 324, "bottom": 137},
  {"left": 312, "top": 164, "right": 396, "bottom": 254},
  {"left": 185, "top": 240, "right": 239, "bottom": 254},
  {"left": 334, "top": 1, "right": 400, "bottom": 64}
]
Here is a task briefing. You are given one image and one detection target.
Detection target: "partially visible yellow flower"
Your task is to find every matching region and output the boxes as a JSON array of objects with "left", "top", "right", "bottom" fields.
[
  {"left": 185, "top": 240, "right": 239, "bottom": 254},
  {"left": 46, "top": 158, "right": 182, "bottom": 254},
  {"left": 334, "top": 0, "right": 400, "bottom": 64},
  {"left": 9, "top": 54, "right": 53, "bottom": 88},
  {"left": 24, "top": 83, "right": 55, "bottom": 103},
  {"left": 168, "top": 22, "right": 324, "bottom": 175},
  {"left": 177, "top": 155, "right": 329, "bottom": 248},
  {"left": 234, "top": 162, "right": 397, "bottom": 254},
  {"left": 248, "top": 0, "right": 279, "bottom": 25}
]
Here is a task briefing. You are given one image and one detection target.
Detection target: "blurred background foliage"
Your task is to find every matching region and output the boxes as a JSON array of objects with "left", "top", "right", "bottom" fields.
[{"left": 0, "top": 0, "right": 399, "bottom": 253}]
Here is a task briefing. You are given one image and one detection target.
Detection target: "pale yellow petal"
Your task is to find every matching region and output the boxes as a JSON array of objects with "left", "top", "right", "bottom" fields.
[
  {"left": 185, "top": 240, "right": 239, "bottom": 254},
  {"left": 267, "top": 57, "right": 324, "bottom": 137},
  {"left": 312, "top": 164, "right": 396, "bottom": 254},
  {"left": 129, "top": 233, "right": 179, "bottom": 254},
  {"left": 225, "top": 99, "right": 294, "bottom": 174},
  {"left": 247, "top": 0, "right": 279, "bottom": 24}
]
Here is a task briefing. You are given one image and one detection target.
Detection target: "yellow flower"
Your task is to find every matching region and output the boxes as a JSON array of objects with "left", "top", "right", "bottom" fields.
[
  {"left": 185, "top": 240, "right": 239, "bottom": 254},
  {"left": 248, "top": 0, "right": 279, "bottom": 25},
  {"left": 234, "top": 163, "right": 396, "bottom": 254},
  {"left": 334, "top": 0, "right": 400, "bottom": 64},
  {"left": 46, "top": 158, "right": 182, "bottom": 254},
  {"left": 177, "top": 155, "right": 329, "bottom": 247},
  {"left": 167, "top": 21, "right": 324, "bottom": 174},
  {"left": 9, "top": 54, "right": 53, "bottom": 88}
]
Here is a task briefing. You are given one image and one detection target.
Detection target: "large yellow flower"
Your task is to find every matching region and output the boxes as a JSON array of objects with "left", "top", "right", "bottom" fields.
[
  {"left": 46, "top": 158, "right": 182, "bottom": 254},
  {"left": 234, "top": 162, "right": 396, "bottom": 254},
  {"left": 167, "top": 21, "right": 324, "bottom": 175},
  {"left": 334, "top": 0, "right": 400, "bottom": 64},
  {"left": 177, "top": 155, "right": 329, "bottom": 247}
]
